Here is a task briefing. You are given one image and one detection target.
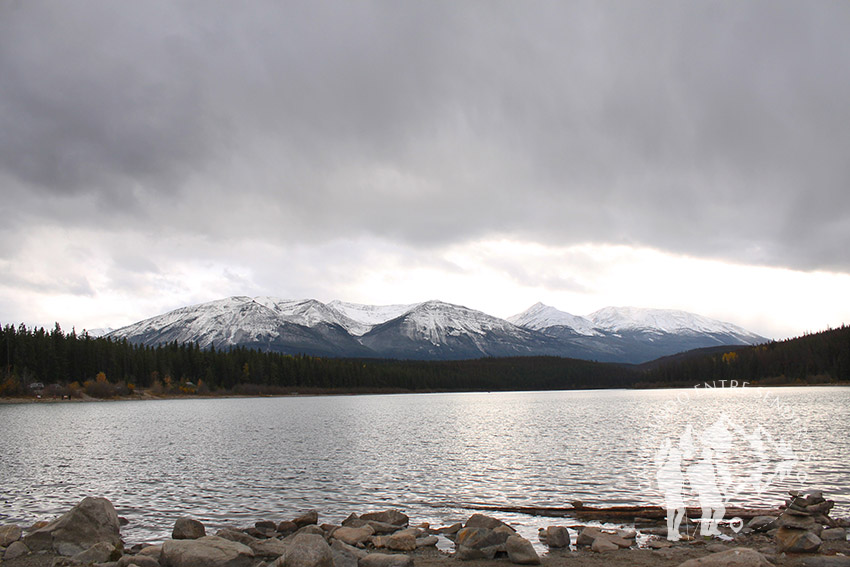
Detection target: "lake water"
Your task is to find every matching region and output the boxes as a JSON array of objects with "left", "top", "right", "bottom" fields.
[{"left": 1, "top": 386, "right": 848, "bottom": 546}]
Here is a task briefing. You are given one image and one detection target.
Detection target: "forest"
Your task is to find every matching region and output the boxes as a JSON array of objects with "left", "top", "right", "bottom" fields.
[{"left": 1, "top": 322, "right": 847, "bottom": 399}]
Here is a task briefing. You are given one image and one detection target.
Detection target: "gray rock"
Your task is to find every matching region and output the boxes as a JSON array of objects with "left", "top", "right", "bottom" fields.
[
  {"left": 776, "top": 527, "right": 822, "bottom": 553},
  {"left": 358, "top": 511, "right": 408, "bottom": 528},
  {"left": 330, "top": 542, "right": 359, "bottom": 567},
  {"left": 464, "top": 514, "right": 511, "bottom": 531},
  {"left": 415, "top": 536, "right": 439, "bottom": 548},
  {"left": 454, "top": 527, "right": 509, "bottom": 550},
  {"left": 454, "top": 544, "right": 501, "bottom": 561},
  {"left": 332, "top": 526, "right": 374, "bottom": 546},
  {"left": 330, "top": 540, "right": 367, "bottom": 560},
  {"left": 73, "top": 541, "right": 120, "bottom": 564},
  {"left": 23, "top": 496, "right": 122, "bottom": 556},
  {"left": 675, "top": 547, "right": 775, "bottom": 567},
  {"left": 4, "top": 540, "right": 30, "bottom": 560},
  {"left": 216, "top": 529, "right": 257, "bottom": 546},
  {"left": 0, "top": 525, "right": 23, "bottom": 547},
  {"left": 358, "top": 553, "right": 413, "bottom": 567},
  {"left": 249, "top": 537, "right": 289, "bottom": 559},
  {"left": 747, "top": 517, "right": 779, "bottom": 532},
  {"left": 647, "top": 539, "right": 673, "bottom": 549},
  {"left": 505, "top": 535, "right": 540, "bottom": 565},
  {"left": 545, "top": 526, "right": 570, "bottom": 548},
  {"left": 118, "top": 554, "right": 161, "bottom": 567},
  {"left": 281, "top": 533, "right": 333, "bottom": 567},
  {"left": 435, "top": 523, "right": 462, "bottom": 535},
  {"left": 591, "top": 538, "right": 618, "bottom": 553},
  {"left": 173, "top": 518, "right": 206, "bottom": 540},
  {"left": 293, "top": 511, "right": 319, "bottom": 528},
  {"left": 383, "top": 533, "right": 415, "bottom": 552},
  {"left": 136, "top": 544, "right": 162, "bottom": 562},
  {"left": 278, "top": 521, "right": 299, "bottom": 535},
  {"left": 821, "top": 527, "right": 847, "bottom": 541},
  {"left": 161, "top": 535, "right": 254, "bottom": 567}
]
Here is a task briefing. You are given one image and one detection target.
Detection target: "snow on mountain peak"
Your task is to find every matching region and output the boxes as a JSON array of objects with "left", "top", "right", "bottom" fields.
[
  {"left": 326, "top": 300, "right": 419, "bottom": 335},
  {"left": 588, "top": 306, "right": 759, "bottom": 339},
  {"left": 507, "top": 302, "right": 599, "bottom": 336}
]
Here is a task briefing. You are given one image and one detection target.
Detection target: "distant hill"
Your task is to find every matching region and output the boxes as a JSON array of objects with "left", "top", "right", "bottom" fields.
[{"left": 638, "top": 325, "right": 850, "bottom": 386}]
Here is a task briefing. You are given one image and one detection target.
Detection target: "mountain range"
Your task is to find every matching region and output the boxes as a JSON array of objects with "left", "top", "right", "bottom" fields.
[{"left": 106, "top": 297, "right": 767, "bottom": 364}]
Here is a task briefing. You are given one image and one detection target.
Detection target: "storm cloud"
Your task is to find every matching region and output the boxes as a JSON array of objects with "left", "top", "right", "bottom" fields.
[{"left": 2, "top": 1, "right": 849, "bottom": 334}]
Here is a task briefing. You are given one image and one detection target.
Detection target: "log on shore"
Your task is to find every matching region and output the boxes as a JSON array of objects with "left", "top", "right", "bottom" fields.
[{"left": 450, "top": 502, "right": 781, "bottom": 521}]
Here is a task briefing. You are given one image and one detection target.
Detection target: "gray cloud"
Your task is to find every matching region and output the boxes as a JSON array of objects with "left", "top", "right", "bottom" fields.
[{"left": 2, "top": 1, "right": 849, "bottom": 271}]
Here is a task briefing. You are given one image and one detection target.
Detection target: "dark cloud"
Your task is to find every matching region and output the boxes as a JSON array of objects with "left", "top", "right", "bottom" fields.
[{"left": 2, "top": 1, "right": 849, "bottom": 270}]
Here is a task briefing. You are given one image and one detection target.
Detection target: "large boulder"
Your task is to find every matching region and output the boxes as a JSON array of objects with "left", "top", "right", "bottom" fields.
[
  {"left": 72, "top": 541, "right": 121, "bottom": 564},
  {"left": 4, "top": 541, "right": 30, "bottom": 561},
  {"left": 505, "top": 535, "right": 541, "bottom": 565},
  {"left": 161, "top": 535, "right": 255, "bottom": 567},
  {"left": 465, "top": 513, "right": 512, "bottom": 531},
  {"left": 0, "top": 524, "right": 22, "bottom": 547},
  {"left": 454, "top": 527, "right": 509, "bottom": 560},
  {"left": 23, "top": 496, "right": 122, "bottom": 556},
  {"left": 280, "top": 533, "right": 333, "bottom": 567},
  {"left": 676, "top": 548, "right": 775, "bottom": 567},
  {"left": 173, "top": 518, "right": 207, "bottom": 540},
  {"left": 249, "top": 537, "right": 290, "bottom": 559}
]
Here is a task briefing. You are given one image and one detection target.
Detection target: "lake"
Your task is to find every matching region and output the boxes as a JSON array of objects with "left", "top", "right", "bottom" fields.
[{"left": 1, "top": 386, "right": 848, "bottom": 545}]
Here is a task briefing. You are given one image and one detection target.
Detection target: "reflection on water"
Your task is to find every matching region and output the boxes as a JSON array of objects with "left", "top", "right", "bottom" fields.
[{"left": 0, "top": 387, "right": 847, "bottom": 544}]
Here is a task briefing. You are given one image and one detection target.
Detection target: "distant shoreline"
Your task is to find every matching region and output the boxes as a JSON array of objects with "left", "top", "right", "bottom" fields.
[{"left": 3, "top": 381, "right": 848, "bottom": 405}]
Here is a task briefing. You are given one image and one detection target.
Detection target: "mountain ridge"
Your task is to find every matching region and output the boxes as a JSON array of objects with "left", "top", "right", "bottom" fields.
[{"left": 107, "top": 296, "right": 767, "bottom": 363}]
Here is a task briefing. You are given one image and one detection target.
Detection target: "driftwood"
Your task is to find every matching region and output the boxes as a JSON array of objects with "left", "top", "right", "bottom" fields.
[{"left": 449, "top": 502, "right": 781, "bottom": 521}]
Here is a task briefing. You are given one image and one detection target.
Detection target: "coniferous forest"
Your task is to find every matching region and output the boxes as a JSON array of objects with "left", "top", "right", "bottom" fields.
[{"left": 0, "top": 322, "right": 847, "bottom": 399}]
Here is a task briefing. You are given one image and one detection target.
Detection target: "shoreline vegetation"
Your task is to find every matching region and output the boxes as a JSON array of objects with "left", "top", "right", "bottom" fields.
[{"left": 1, "top": 323, "right": 848, "bottom": 402}]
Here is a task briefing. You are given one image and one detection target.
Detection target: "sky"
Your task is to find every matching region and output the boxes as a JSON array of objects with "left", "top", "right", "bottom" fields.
[{"left": 1, "top": 1, "right": 849, "bottom": 340}]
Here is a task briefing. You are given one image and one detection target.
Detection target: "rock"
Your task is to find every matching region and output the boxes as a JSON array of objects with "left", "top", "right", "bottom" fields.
[
  {"left": 358, "top": 553, "right": 413, "bottom": 567},
  {"left": 173, "top": 518, "right": 207, "bottom": 540},
  {"left": 575, "top": 526, "right": 630, "bottom": 548},
  {"left": 454, "top": 545, "right": 500, "bottom": 561},
  {"left": 4, "top": 540, "right": 30, "bottom": 560},
  {"left": 545, "top": 526, "right": 570, "bottom": 548},
  {"left": 821, "top": 527, "right": 847, "bottom": 541},
  {"left": 0, "top": 525, "right": 23, "bottom": 547},
  {"left": 332, "top": 526, "right": 375, "bottom": 546},
  {"left": 365, "top": 521, "right": 404, "bottom": 535},
  {"left": 464, "top": 513, "right": 511, "bottom": 531},
  {"left": 216, "top": 529, "right": 257, "bottom": 546},
  {"left": 359, "top": 511, "right": 408, "bottom": 528},
  {"left": 330, "top": 543, "right": 359, "bottom": 567},
  {"left": 676, "top": 547, "right": 775, "bottom": 567},
  {"left": 383, "top": 532, "right": 415, "bottom": 552},
  {"left": 280, "top": 533, "right": 333, "bottom": 567},
  {"left": 415, "top": 536, "right": 439, "bottom": 548},
  {"left": 73, "top": 541, "right": 121, "bottom": 563},
  {"left": 505, "top": 535, "right": 540, "bottom": 565},
  {"left": 295, "top": 525, "right": 326, "bottom": 537},
  {"left": 293, "top": 511, "right": 319, "bottom": 528},
  {"left": 747, "top": 517, "right": 779, "bottom": 532},
  {"left": 648, "top": 539, "right": 673, "bottom": 549},
  {"left": 161, "top": 535, "right": 254, "bottom": 567},
  {"left": 591, "top": 538, "right": 618, "bottom": 553},
  {"left": 330, "top": 540, "right": 367, "bottom": 560},
  {"left": 435, "top": 523, "right": 462, "bottom": 535},
  {"left": 455, "top": 527, "right": 509, "bottom": 549},
  {"left": 278, "top": 521, "right": 299, "bottom": 535},
  {"left": 23, "top": 496, "right": 122, "bottom": 556},
  {"left": 249, "top": 538, "right": 290, "bottom": 558},
  {"left": 779, "top": 514, "right": 821, "bottom": 533},
  {"left": 257, "top": 521, "right": 277, "bottom": 531},
  {"left": 789, "top": 557, "right": 850, "bottom": 566},
  {"left": 137, "top": 544, "right": 162, "bottom": 561},
  {"left": 775, "top": 527, "right": 822, "bottom": 553},
  {"left": 119, "top": 554, "right": 161, "bottom": 567}
]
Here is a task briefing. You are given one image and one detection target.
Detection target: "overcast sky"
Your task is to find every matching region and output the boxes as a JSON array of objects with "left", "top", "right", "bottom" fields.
[{"left": 2, "top": 1, "right": 849, "bottom": 339}]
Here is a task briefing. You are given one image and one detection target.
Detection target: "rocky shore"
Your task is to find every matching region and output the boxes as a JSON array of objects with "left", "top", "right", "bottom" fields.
[{"left": 1, "top": 495, "right": 848, "bottom": 567}]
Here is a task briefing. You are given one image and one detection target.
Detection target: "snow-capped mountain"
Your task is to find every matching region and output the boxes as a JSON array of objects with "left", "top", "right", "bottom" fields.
[
  {"left": 108, "top": 296, "right": 767, "bottom": 363},
  {"left": 359, "top": 300, "right": 563, "bottom": 359},
  {"left": 507, "top": 302, "right": 766, "bottom": 362},
  {"left": 507, "top": 302, "right": 599, "bottom": 336}
]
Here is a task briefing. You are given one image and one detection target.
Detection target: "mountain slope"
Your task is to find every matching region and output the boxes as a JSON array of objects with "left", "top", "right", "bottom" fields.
[
  {"left": 108, "top": 296, "right": 767, "bottom": 363},
  {"left": 359, "top": 300, "right": 565, "bottom": 360},
  {"left": 108, "top": 296, "right": 371, "bottom": 356}
]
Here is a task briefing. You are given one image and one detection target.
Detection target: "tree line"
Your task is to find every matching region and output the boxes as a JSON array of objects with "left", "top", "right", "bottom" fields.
[
  {"left": 0, "top": 323, "right": 634, "bottom": 397},
  {"left": 2, "top": 322, "right": 847, "bottom": 399}
]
